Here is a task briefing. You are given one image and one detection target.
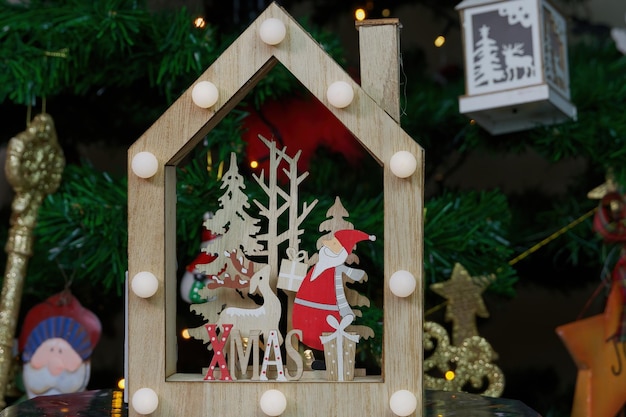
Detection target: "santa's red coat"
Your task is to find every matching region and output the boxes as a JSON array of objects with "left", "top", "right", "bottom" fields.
[{"left": 292, "top": 266, "right": 341, "bottom": 351}]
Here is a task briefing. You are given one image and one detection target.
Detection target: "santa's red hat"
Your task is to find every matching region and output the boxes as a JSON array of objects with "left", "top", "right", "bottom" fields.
[
  {"left": 334, "top": 229, "right": 375, "bottom": 253},
  {"left": 201, "top": 228, "right": 218, "bottom": 243},
  {"left": 186, "top": 251, "right": 217, "bottom": 273},
  {"left": 201, "top": 212, "right": 220, "bottom": 243},
  {"left": 19, "top": 292, "right": 101, "bottom": 362}
]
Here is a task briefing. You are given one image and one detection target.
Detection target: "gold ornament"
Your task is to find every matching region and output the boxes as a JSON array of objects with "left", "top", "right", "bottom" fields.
[
  {"left": 430, "top": 263, "right": 491, "bottom": 345},
  {"left": 424, "top": 321, "right": 504, "bottom": 397},
  {"left": 0, "top": 113, "right": 64, "bottom": 408},
  {"left": 587, "top": 168, "right": 617, "bottom": 200}
]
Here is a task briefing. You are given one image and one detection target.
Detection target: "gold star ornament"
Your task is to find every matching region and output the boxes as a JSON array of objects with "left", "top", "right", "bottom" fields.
[{"left": 430, "top": 263, "right": 491, "bottom": 345}]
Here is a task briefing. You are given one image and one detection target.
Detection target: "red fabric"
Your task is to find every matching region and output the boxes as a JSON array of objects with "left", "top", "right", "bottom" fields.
[
  {"left": 292, "top": 267, "right": 341, "bottom": 351},
  {"left": 242, "top": 95, "right": 365, "bottom": 178}
]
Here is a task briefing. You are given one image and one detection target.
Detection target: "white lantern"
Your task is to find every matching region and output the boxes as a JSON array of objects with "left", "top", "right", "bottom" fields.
[{"left": 456, "top": 0, "right": 577, "bottom": 135}]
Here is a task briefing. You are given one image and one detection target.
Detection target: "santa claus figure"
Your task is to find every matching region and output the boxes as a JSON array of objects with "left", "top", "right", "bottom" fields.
[
  {"left": 292, "top": 229, "right": 375, "bottom": 351},
  {"left": 19, "top": 292, "right": 101, "bottom": 398}
]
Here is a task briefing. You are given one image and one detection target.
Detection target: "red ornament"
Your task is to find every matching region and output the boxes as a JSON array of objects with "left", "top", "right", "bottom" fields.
[{"left": 18, "top": 291, "right": 101, "bottom": 398}]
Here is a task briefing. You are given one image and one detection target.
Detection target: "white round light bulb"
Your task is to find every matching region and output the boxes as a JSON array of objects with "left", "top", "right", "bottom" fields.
[
  {"left": 326, "top": 81, "right": 354, "bottom": 108},
  {"left": 131, "top": 152, "right": 158, "bottom": 179},
  {"left": 259, "top": 18, "right": 286, "bottom": 45},
  {"left": 259, "top": 389, "right": 287, "bottom": 416},
  {"left": 389, "top": 270, "right": 416, "bottom": 297},
  {"left": 191, "top": 81, "right": 219, "bottom": 108},
  {"left": 132, "top": 387, "right": 159, "bottom": 415},
  {"left": 131, "top": 271, "right": 159, "bottom": 298},
  {"left": 389, "top": 390, "right": 417, "bottom": 416},
  {"left": 390, "top": 151, "right": 417, "bottom": 178}
]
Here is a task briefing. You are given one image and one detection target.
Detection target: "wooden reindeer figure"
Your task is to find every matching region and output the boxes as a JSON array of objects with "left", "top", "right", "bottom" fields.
[
  {"left": 188, "top": 250, "right": 259, "bottom": 349},
  {"left": 217, "top": 264, "right": 282, "bottom": 346}
]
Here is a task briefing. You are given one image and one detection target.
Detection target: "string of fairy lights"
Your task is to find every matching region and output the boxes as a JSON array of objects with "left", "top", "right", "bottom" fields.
[
  {"left": 353, "top": 3, "right": 450, "bottom": 48},
  {"left": 196, "top": 3, "right": 453, "bottom": 50}
]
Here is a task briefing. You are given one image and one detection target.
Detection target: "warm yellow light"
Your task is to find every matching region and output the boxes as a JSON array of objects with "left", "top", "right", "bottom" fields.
[
  {"left": 382, "top": 8, "right": 391, "bottom": 17},
  {"left": 117, "top": 378, "right": 125, "bottom": 390},
  {"left": 355, "top": 8, "right": 366, "bottom": 21},
  {"left": 434, "top": 35, "right": 446, "bottom": 47},
  {"left": 250, "top": 160, "right": 259, "bottom": 169},
  {"left": 194, "top": 17, "right": 206, "bottom": 29},
  {"left": 182, "top": 328, "right": 191, "bottom": 339},
  {"left": 445, "top": 370, "right": 455, "bottom": 381},
  {"left": 469, "top": 119, "right": 476, "bottom": 125}
]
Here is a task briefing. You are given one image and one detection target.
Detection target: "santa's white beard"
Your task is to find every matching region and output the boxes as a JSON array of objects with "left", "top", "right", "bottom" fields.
[
  {"left": 23, "top": 361, "right": 91, "bottom": 398},
  {"left": 311, "top": 246, "right": 347, "bottom": 280}
]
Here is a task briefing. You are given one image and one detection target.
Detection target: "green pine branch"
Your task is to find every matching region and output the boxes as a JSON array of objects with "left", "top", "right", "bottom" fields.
[
  {"left": 0, "top": 0, "right": 345, "bottom": 109},
  {"left": 0, "top": 0, "right": 212, "bottom": 103},
  {"left": 5, "top": 2, "right": 625, "bottom": 302}
]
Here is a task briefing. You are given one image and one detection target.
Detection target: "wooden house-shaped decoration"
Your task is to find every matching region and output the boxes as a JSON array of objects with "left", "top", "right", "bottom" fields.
[
  {"left": 456, "top": 0, "right": 577, "bottom": 135},
  {"left": 127, "top": 3, "right": 423, "bottom": 416}
]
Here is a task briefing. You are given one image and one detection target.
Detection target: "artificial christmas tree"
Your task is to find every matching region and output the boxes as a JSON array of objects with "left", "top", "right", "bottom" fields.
[{"left": 0, "top": 1, "right": 625, "bottom": 416}]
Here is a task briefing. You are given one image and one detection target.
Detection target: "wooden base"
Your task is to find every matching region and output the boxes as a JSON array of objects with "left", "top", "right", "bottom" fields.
[
  {"left": 0, "top": 389, "right": 542, "bottom": 417},
  {"left": 185, "top": 368, "right": 370, "bottom": 382}
]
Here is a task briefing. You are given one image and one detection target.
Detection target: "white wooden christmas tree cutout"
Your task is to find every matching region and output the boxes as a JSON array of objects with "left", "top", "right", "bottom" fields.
[{"left": 127, "top": 3, "right": 423, "bottom": 416}]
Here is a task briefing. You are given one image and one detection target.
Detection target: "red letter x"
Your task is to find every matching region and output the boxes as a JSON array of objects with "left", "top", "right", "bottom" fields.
[{"left": 204, "top": 324, "right": 233, "bottom": 381}]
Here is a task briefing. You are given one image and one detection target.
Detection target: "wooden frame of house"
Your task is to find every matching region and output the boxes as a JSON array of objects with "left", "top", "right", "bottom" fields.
[{"left": 127, "top": 3, "right": 424, "bottom": 416}]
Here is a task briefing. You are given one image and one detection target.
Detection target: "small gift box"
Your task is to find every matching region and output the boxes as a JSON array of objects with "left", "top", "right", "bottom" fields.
[
  {"left": 277, "top": 248, "right": 308, "bottom": 292},
  {"left": 320, "top": 315, "right": 360, "bottom": 381}
]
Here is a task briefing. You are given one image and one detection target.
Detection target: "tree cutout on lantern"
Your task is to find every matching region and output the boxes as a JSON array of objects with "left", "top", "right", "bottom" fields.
[
  {"left": 456, "top": 0, "right": 576, "bottom": 135},
  {"left": 472, "top": 24, "right": 505, "bottom": 88}
]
